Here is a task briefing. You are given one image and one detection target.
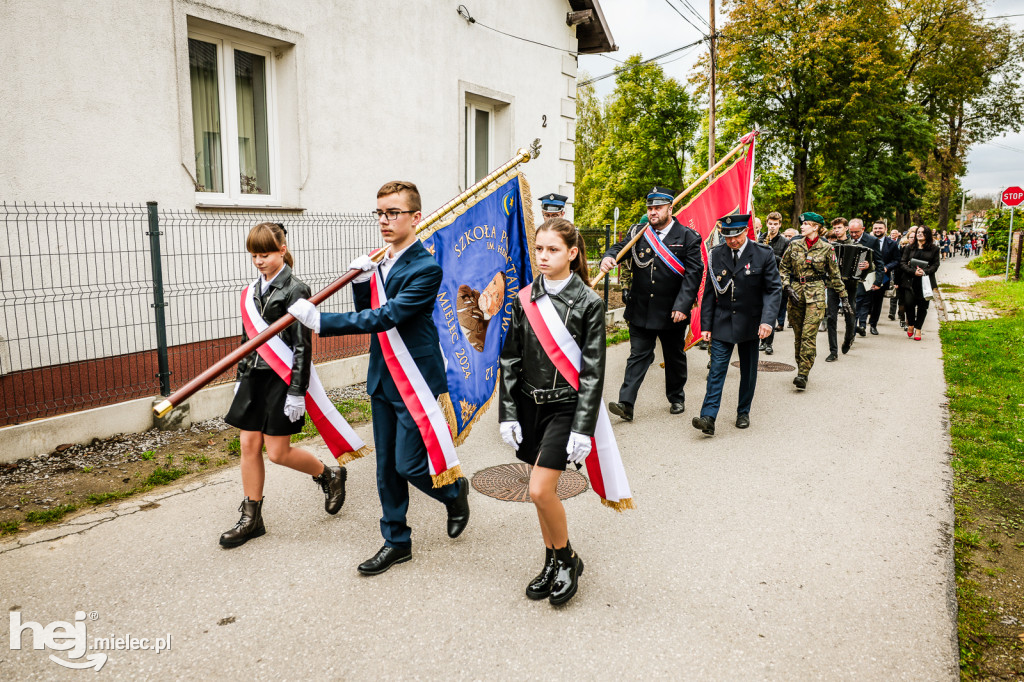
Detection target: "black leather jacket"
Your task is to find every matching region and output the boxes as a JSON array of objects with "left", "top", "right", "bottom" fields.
[
  {"left": 498, "top": 273, "right": 606, "bottom": 437},
  {"left": 236, "top": 264, "right": 312, "bottom": 397}
]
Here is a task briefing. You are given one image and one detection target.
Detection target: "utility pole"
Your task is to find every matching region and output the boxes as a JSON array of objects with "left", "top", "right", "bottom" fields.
[
  {"left": 959, "top": 191, "right": 966, "bottom": 229},
  {"left": 708, "top": 0, "right": 716, "bottom": 172}
]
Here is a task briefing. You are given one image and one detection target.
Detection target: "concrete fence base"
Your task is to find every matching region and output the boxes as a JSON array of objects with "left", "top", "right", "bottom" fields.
[{"left": 0, "top": 354, "right": 369, "bottom": 465}]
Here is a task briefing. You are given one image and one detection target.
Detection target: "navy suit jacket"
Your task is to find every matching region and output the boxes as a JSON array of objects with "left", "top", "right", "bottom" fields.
[
  {"left": 319, "top": 240, "right": 448, "bottom": 401},
  {"left": 876, "top": 237, "right": 902, "bottom": 287},
  {"left": 700, "top": 240, "right": 782, "bottom": 344}
]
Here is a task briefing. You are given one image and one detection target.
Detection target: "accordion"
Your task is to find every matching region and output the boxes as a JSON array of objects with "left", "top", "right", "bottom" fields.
[{"left": 834, "top": 242, "right": 873, "bottom": 281}]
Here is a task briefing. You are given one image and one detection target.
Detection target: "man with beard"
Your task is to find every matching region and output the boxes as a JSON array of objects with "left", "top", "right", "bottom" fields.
[{"left": 599, "top": 187, "right": 703, "bottom": 421}]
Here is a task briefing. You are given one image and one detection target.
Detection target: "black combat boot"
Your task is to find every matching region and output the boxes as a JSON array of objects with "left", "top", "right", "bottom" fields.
[
  {"left": 219, "top": 497, "right": 265, "bottom": 548},
  {"left": 525, "top": 547, "right": 557, "bottom": 600},
  {"left": 314, "top": 464, "right": 346, "bottom": 515},
  {"left": 549, "top": 542, "right": 584, "bottom": 606},
  {"left": 793, "top": 374, "right": 808, "bottom": 389}
]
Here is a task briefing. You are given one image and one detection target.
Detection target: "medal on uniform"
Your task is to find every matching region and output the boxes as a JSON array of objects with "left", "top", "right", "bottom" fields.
[{"left": 745, "top": 263, "right": 751, "bottom": 275}]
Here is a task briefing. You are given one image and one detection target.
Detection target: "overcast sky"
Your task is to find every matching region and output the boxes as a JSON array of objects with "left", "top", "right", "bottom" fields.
[{"left": 580, "top": 0, "right": 1024, "bottom": 199}]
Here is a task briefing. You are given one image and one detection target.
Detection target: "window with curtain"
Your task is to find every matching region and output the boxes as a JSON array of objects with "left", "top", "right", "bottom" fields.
[{"left": 187, "top": 31, "right": 276, "bottom": 203}]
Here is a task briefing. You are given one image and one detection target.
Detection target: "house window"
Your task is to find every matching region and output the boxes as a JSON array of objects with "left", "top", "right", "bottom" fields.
[
  {"left": 465, "top": 102, "right": 494, "bottom": 186},
  {"left": 188, "top": 31, "right": 277, "bottom": 203}
]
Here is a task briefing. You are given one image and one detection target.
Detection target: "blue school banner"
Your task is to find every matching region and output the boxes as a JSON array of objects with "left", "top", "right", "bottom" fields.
[{"left": 421, "top": 174, "right": 534, "bottom": 444}]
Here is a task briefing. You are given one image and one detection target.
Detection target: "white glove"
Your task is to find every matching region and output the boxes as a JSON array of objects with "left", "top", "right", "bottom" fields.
[
  {"left": 499, "top": 421, "right": 522, "bottom": 451},
  {"left": 566, "top": 432, "right": 592, "bottom": 464},
  {"left": 287, "top": 299, "right": 321, "bottom": 333},
  {"left": 349, "top": 255, "right": 379, "bottom": 284},
  {"left": 233, "top": 381, "right": 240, "bottom": 396},
  {"left": 283, "top": 394, "right": 306, "bottom": 422}
]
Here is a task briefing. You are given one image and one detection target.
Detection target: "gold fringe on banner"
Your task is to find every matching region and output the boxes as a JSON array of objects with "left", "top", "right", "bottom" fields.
[
  {"left": 431, "top": 464, "right": 464, "bottom": 489},
  {"left": 335, "top": 445, "right": 372, "bottom": 466},
  {"left": 600, "top": 497, "right": 636, "bottom": 512}
]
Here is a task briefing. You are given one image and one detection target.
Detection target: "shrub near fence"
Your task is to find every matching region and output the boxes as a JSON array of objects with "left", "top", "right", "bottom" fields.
[{"left": 0, "top": 202, "right": 377, "bottom": 427}]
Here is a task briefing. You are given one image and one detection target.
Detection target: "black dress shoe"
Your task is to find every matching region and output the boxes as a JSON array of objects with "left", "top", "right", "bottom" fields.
[
  {"left": 692, "top": 415, "right": 715, "bottom": 435},
  {"left": 888, "top": 314, "right": 896, "bottom": 321},
  {"left": 549, "top": 544, "right": 584, "bottom": 606},
  {"left": 841, "top": 339, "right": 852, "bottom": 354},
  {"left": 669, "top": 402, "right": 685, "bottom": 414},
  {"left": 870, "top": 325, "right": 878, "bottom": 335},
  {"left": 446, "top": 477, "right": 470, "bottom": 538},
  {"left": 526, "top": 549, "right": 557, "bottom": 600},
  {"left": 608, "top": 402, "right": 633, "bottom": 421},
  {"left": 357, "top": 545, "right": 412, "bottom": 575},
  {"left": 314, "top": 465, "right": 346, "bottom": 515},
  {"left": 775, "top": 323, "right": 784, "bottom": 332},
  {"left": 736, "top": 414, "right": 750, "bottom": 429},
  {"left": 764, "top": 344, "right": 774, "bottom": 356},
  {"left": 857, "top": 325, "right": 866, "bottom": 337},
  {"left": 825, "top": 352, "right": 838, "bottom": 362},
  {"left": 793, "top": 374, "right": 807, "bottom": 389}
]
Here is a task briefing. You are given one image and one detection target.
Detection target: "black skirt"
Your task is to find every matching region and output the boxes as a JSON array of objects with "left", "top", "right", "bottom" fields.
[
  {"left": 513, "top": 388, "right": 575, "bottom": 471},
  {"left": 225, "top": 368, "right": 305, "bottom": 436}
]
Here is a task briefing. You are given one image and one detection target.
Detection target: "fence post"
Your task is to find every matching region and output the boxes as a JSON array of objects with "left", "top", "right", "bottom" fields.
[
  {"left": 146, "top": 201, "right": 172, "bottom": 396},
  {"left": 603, "top": 223, "right": 610, "bottom": 307}
]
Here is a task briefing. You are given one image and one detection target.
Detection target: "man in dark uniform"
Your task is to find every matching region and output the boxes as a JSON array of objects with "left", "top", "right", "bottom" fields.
[
  {"left": 539, "top": 193, "right": 567, "bottom": 220},
  {"left": 692, "top": 214, "right": 782, "bottom": 435},
  {"left": 824, "top": 218, "right": 862, "bottom": 361},
  {"left": 599, "top": 186, "right": 703, "bottom": 421},
  {"left": 758, "top": 210, "right": 789, "bottom": 353}
]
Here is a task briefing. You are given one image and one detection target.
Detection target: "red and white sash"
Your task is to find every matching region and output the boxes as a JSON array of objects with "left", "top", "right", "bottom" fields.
[
  {"left": 240, "top": 283, "right": 369, "bottom": 464},
  {"left": 517, "top": 286, "right": 634, "bottom": 511},
  {"left": 370, "top": 272, "right": 462, "bottom": 488},
  {"left": 642, "top": 225, "right": 687, "bottom": 277}
]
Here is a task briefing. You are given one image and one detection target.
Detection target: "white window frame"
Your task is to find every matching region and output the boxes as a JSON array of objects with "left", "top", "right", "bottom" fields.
[
  {"left": 188, "top": 28, "right": 281, "bottom": 207},
  {"left": 465, "top": 102, "right": 495, "bottom": 188}
]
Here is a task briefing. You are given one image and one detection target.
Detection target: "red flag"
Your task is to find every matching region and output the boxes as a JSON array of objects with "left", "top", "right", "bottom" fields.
[{"left": 674, "top": 131, "right": 758, "bottom": 349}]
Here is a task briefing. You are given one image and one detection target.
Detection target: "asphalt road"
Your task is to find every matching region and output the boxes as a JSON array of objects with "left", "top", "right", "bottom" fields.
[{"left": 0, "top": 267, "right": 960, "bottom": 680}]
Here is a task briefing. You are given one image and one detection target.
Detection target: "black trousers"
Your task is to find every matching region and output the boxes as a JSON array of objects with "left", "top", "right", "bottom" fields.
[
  {"left": 826, "top": 280, "right": 858, "bottom": 354},
  {"left": 902, "top": 285, "right": 930, "bottom": 329},
  {"left": 618, "top": 322, "right": 687, "bottom": 406},
  {"left": 867, "top": 285, "right": 887, "bottom": 327}
]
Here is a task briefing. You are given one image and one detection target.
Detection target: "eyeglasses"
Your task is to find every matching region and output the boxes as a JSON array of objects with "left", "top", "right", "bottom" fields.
[{"left": 372, "top": 209, "right": 416, "bottom": 222}]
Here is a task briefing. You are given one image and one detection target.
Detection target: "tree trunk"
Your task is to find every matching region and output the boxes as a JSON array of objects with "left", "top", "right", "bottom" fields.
[
  {"left": 792, "top": 150, "right": 808, "bottom": 228},
  {"left": 937, "top": 168, "right": 952, "bottom": 233}
]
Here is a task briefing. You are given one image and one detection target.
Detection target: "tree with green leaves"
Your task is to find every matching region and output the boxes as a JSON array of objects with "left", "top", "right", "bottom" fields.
[{"left": 574, "top": 57, "right": 700, "bottom": 228}]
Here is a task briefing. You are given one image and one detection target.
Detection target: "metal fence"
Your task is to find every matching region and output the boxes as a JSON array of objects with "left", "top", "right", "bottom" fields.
[{"left": 0, "top": 202, "right": 377, "bottom": 426}]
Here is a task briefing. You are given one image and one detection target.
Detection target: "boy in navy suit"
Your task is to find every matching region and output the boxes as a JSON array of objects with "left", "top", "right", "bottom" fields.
[{"left": 289, "top": 181, "right": 469, "bottom": 575}]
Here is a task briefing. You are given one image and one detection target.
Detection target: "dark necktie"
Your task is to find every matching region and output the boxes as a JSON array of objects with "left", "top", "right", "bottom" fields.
[{"left": 732, "top": 249, "right": 739, "bottom": 265}]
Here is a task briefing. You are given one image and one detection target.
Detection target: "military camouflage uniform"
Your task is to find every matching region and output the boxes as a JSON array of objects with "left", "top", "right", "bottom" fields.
[{"left": 779, "top": 236, "right": 848, "bottom": 377}]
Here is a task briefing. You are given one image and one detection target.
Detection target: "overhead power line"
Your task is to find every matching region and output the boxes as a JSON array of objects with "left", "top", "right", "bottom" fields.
[
  {"left": 662, "top": 0, "right": 708, "bottom": 35},
  {"left": 578, "top": 37, "right": 710, "bottom": 86}
]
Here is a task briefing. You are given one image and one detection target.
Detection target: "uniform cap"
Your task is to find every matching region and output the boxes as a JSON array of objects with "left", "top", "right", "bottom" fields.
[
  {"left": 645, "top": 186, "right": 676, "bottom": 206},
  {"left": 800, "top": 211, "right": 825, "bottom": 226},
  {"left": 717, "top": 213, "right": 750, "bottom": 237},
  {"left": 540, "top": 193, "right": 567, "bottom": 212}
]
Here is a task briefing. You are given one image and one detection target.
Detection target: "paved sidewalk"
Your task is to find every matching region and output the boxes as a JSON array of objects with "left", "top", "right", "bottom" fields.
[
  {"left": 1, "top": 287, "right": 958, "bottom": 679},
  {"left": 934, "top": 254, "right": 999, "bottom": 322}
]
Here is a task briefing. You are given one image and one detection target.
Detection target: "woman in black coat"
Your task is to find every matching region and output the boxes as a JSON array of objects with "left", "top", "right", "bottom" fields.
[{"left": 900, "top": 225, "right": 941, "bottom": 341}]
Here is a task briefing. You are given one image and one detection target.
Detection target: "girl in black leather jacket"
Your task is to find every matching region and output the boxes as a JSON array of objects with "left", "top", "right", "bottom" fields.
[
  {"left": 220, "top": 223, "right": 346, "bottom": 549},
  {"left": 498, "top": 218, "right": 606, "bottom": 606}
]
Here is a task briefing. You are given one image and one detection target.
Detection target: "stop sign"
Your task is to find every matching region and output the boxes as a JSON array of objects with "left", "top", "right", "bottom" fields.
[{"left": 1003, "top": 186, "right": 1024, "bottom": 206}]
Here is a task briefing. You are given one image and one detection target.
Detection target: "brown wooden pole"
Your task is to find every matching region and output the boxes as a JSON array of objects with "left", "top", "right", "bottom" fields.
[{"left": 154, "top": 147, "right": 537, "bottom": 418}]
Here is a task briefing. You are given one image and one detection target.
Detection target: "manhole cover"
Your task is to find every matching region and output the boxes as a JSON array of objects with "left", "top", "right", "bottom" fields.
[
  {"left": 471, "top": 463, "right": 589, "bottom": 503},
  {"left": 730, "top": 360, "right": 796, "bottom": 372}
]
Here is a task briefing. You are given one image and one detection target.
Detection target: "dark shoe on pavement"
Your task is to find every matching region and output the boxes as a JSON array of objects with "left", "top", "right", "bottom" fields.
[
  {"left": 857, "top": 325, "right": 867, "bottom": 337},
  {"left": 358, "top": 545, "right": 412, "bottom": 575},
  {"left": 692, "top": 415, "right": 716, "bottom": 435},
  {"left": 549, "top": 544, "right": 584, "bottom": 606},
  {"left": 775, "top": 323, "right": 784, "bottom": 332},
  {"left": 526, "top": 548, "right": 558, "bottom": 600},
  {"left": 888, "top": 313, "right": 896, "bottom": 321},
  {"left": 669, "top": 402, "right": 685, "bottom": 414},
  {"left": 219, "top": 497, "right": 266, "bottom": 548},
  {"left": 736, "top": 414, "right": 750, "bottom": 429},
  {"left": 314, "top": 464, "right": 346, "bottom": 515},
  {"left": 841, "top": 338, "right": 852, "bottom": 354},
  {"left": 825, "top": 352, "right": 838, "bottom": 362},
  {"left": 870, "top": 325, "right": 878, "bottom": 335},
  {"left": 764, "top": 344, "right": 774, "bottom": 355},
  {"left": 608, "top": 402, "right": 633, "bottom": 422},
  {"left": 793, "top": 374, "right": 808, "bottom": 390},
  {"left": 758, "top": 340, "right": 766, "bottom": 351},
  {"left": 446, "top": 477, "right": 470, "bottom": 538}
]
